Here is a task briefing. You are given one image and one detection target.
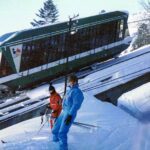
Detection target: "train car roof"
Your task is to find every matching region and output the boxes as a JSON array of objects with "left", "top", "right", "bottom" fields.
[
  {"left": 0, "top": 11, "right": 128, "bottom": 47},
  {"left": 0, "top": 32, "right": 16, "bottom": 45}
]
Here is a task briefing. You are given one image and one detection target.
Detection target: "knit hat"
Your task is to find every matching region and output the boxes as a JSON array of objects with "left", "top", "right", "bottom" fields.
[
  {"left": 68, "top": 74, "right": 78, "bottom": 83},
  {"left": 49, "top": 85, "right": 55, "bottom": 91}
]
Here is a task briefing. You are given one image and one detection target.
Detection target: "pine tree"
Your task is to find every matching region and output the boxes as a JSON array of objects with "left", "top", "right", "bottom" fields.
[{"left": 31, "top": 0, "right": 59, "bottom": 27}]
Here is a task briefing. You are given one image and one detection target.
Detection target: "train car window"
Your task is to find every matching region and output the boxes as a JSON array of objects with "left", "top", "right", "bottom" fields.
[
  {"left": 69, "top": 32, "right": 78, "bottom": 56},
  {"left": 21, "top": 33, "right": 68, "bottom": 72},
  {"left": 0, "top": 51, "right": 2, "bottom": 65},
  {"left": 59, "top": 33, "right": 66, "bottom": 60},
  {"left": 0, "top": 53, "right": 14, "bottom": 77},
  {"left": 107, "top": 21, "right": 117, "bottom": 44},
  {"left": 113, "top": 21, "right": 119, "bottom": 42},
  {"left": 120, "top": 20, "right": 124, "bottom": 30},
  {"left": 119, "top": 19, "right": 124, "bottom": 39},
  {"left": 80, "top": 27, "right": 91, "bottom": 52},
  {"left": 56, "top": 35, "right": 62, "bottom": 60},
  {"left": 69, "top": 30, "right": 80, "bottom": 55},
  {"left": 125, "top": 27, "right": 130, "bottom": 37}
]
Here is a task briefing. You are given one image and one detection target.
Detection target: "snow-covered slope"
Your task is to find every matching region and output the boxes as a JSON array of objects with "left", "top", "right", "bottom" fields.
[
  {"left": 1, "top": 72, "right": 150, "bottom": 150},
  {"left": 1, "top": 92, "right": 149, "bottom": 150}
]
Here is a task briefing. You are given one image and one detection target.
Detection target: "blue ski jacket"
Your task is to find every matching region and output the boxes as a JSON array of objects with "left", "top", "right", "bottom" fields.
[{"left": 63, "top": 84, "right": 84, "bottom": 116}]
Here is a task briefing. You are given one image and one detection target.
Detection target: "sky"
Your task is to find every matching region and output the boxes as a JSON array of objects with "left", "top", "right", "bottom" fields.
[{"left": 0, "top": 0, "right": 144, "bottom": 36}]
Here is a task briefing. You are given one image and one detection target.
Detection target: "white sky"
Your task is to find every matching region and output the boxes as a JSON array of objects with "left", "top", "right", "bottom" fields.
[{"left": 0, "top": 0, "right": 144, "bottom": 36}]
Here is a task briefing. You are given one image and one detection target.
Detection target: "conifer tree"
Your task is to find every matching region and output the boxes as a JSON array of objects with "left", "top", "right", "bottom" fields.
[{"left": 31, "top": 0, "right": 59, "bottom": 27}]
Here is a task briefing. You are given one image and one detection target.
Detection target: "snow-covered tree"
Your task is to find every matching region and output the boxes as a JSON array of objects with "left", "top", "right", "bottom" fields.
[
  {"left": 133, "top": 23, "right": 149, "bottom": 49},
  {"left": 140, "top": 0, "right": 150, "bottom": 13},
  {"left": 31, "top": 0, "right": 59, "bottom": 27},
  {"left": 133, "top": 0, "right": 150, "bottom": 49}
]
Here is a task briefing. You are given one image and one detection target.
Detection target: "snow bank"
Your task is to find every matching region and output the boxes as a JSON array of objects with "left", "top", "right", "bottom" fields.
[
  {"left": 119, "top": 44, "right": 150, "bottom": 57},
  {"left": 118, "top": 82, "right": 150, "bottom": 120}
]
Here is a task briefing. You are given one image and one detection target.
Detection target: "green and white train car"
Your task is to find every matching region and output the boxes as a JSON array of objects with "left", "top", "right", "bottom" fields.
[{"left": 0, "top": 11, "right": 130, "bottom": 92}]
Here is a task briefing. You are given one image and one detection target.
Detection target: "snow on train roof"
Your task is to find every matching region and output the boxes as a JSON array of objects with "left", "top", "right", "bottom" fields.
[{"left": 0, "top": 31, "right": 17, "bottom": 46}]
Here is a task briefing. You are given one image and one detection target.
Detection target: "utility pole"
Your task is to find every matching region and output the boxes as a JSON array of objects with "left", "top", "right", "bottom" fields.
[{"left": 64, "top": 14, "right": 79, "bottom": 96}]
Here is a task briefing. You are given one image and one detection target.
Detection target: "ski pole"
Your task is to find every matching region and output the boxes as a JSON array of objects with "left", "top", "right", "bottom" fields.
[
  {"left": 37, "top": 119, "right": 48, "bottom": 135},
  {"left": 1, "top": 140, "right": 7, "bottom": 144},
  {"left": 41, "top": 107, "right": 49, "bottom": 124},
  {"left": 38, "top": 110, "right": 53, "bottom": 134}
]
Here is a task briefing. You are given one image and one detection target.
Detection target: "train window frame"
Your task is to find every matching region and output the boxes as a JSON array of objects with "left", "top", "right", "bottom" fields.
[
  {"left": 125, "top": 28, "right": 130, "bottom": 37},
  {"left": 119, "top": 19, "right": 124, "bottom": 39}
]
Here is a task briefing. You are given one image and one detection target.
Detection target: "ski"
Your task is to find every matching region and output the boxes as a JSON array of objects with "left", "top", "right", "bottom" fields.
[
  {"left": 1, "top": 140, "right": 7, "bottom": 144},
  {"left": 73, "top": 122, "right": 92, "bottom": 129},
  {"left": 74, "top": 122, "right": 100, "bottom": 128}
]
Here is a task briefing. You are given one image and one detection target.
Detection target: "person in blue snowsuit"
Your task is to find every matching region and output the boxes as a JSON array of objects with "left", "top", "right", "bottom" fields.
[{"left": 52, "top": 74, "right": 84, "bottom": 150}]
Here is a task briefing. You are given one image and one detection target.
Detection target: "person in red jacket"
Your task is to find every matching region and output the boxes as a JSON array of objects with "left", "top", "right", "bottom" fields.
[{"left": 48, "top": 85, "right": 62, "bottom": 129}]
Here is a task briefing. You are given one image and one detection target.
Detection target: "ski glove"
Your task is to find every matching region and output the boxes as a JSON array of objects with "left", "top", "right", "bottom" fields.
[
  {"left": 65, "top": 115, "right": 72, "bottom": 125},
  {"left": 40, "top": 111, "right": 45, "bottom": 116},
  {"left": 52, "top": 110, "right": 57, "bottom": 113},
  {"left": 47, "top": 105, "right": 52, "bottom": 109}
]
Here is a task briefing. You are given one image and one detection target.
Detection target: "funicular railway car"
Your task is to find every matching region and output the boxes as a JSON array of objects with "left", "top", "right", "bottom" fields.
[{"left": 0, "top": 11, "right": 130, "bottom": 93}]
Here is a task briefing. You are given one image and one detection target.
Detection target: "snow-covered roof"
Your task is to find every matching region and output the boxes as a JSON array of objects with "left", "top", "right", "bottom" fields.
[{"left": 0, "top": 31, "right": 17, "bottom": 46}]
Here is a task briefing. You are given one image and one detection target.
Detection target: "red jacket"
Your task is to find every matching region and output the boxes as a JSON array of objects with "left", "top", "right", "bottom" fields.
[{"left": 49, "top": 92, "right": 62, "bottom": 118}]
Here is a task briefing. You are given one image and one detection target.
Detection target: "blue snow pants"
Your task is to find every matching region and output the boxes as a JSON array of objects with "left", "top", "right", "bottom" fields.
[{"left": 52, "top": 110, "right": 76, "bottom": 150}]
